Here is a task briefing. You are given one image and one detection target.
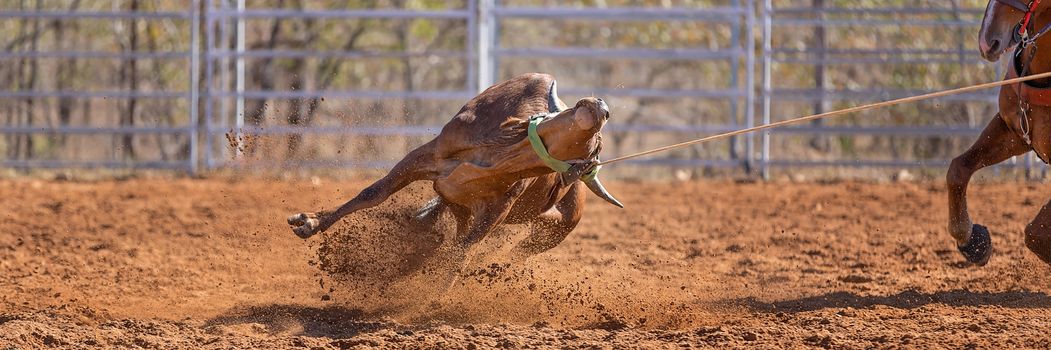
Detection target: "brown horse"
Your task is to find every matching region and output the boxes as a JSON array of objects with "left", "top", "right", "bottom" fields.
[{"left": 950, "top": 0, "right": 1051, "bottom": 265}]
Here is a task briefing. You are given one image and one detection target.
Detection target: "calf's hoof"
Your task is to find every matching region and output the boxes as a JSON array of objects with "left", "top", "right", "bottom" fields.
[
  {"left": 287, "top": 212, "right": 320, "bottom": 239},
  {"left": 957, "top": 224, "right": 992, "bottom": 266}
]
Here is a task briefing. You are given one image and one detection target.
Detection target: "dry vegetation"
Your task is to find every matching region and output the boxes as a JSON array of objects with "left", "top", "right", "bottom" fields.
[{"left": 0, "top": 0, "right": 1009, "bottom": 179}]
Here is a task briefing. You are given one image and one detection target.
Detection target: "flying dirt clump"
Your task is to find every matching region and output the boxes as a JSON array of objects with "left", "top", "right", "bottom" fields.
[
  {"left": 311, "top": 186, "right": 443, "bottom": 287},
  {"left": 306, "top": 187, "right": 668, "bottom": 329},
  {"left": 224, "top": 129, "right": 259, "bottom": 157}
]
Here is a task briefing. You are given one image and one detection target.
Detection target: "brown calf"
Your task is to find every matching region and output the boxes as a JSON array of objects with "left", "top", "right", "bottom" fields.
[{"left": 287, "top": 73, "right": 621, "bottom": 271}]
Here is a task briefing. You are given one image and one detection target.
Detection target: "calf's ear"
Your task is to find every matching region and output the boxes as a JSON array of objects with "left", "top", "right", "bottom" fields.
[{"left": 547, "top": 80, "right": 566, "bottom": 113}]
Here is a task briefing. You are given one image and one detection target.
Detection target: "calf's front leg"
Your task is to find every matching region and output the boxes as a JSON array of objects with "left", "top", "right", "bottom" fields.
[{"left": 288, "top": 142, "right": 438, "bottom": 238}]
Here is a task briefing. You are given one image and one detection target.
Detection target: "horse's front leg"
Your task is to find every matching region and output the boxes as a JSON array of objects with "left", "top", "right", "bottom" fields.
[
  {"left": 947, "top": 115, "right": 1028, "bottom": 265},
  {"left": 1025, "top": 201, "right": 1051, "bottom": 265}
]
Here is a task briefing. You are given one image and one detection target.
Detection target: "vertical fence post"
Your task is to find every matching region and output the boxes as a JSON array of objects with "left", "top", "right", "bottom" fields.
[
  {"left": 491, "top": 1, "right": 501, "bottom": 89},
  {"left": 203, "top": 0, "right": 215, "bottom": 170},
  {"left": 744, "top": 0, "right": 756, "bottom": 174},
  {"left": 234, "top": 0, "right": 246, "bottom": 158},
  {"left": 812, "top": 0, "right": 828, "bottom": 148},
  {"left": 218, "top": 0, "right": 232, "bottom": 163},
  {"left": 467, "top": 0, "right": 479, "bottom": 93},
  {"left": 476, "top": 0, "right": 495, "bottom": 92},
  {"left": 760, "top": 0, "right": 772, "bottom": 179},
  {"left": 728, "top": 0, "right": 741, "bottom": 169},
  {"left": 189, "top": 0, "right": 201, "bottom": 174}
]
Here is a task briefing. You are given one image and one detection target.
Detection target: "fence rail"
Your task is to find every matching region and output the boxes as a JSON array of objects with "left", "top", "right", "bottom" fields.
[
  {"left": 1, "top": 1, "right": 1027, "bottom": 178},
  {"left": 0, "top": 1, "right": 200, "bottom": 173}
]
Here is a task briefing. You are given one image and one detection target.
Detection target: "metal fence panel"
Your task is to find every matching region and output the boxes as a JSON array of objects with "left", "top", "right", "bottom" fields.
[
  {"left": 487, "top": 1, "right": 755, "bottom": 171},
  {"left": 2, "top": 1, "right": 1035, "bottom": 178},
  {"left": 201, "top": 0, "right": 476, "bottom": 169},
  {"left": 757, "top": 0, "right": 1028, "bottom": 178},
  {"left": 0, "top": 2, "right": 201, "bottom": 172}
]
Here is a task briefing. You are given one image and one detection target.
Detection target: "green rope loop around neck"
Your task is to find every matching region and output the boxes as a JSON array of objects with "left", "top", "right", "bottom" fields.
[{"left": 527, "top": 114, "right": 601, "bottom": 180}]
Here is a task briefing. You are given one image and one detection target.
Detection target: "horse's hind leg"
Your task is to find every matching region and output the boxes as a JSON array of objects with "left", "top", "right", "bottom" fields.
[
  {"left": 288, "top": 142, "right": 438, "bottom": 238},
  {"left": 947, "top": 116, "right": 1027, "bottom": 265}
]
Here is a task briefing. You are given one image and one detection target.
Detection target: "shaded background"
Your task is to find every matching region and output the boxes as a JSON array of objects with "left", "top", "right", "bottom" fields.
[{"left": 0, "top": 0, "right": 1024, "bottom": 179}]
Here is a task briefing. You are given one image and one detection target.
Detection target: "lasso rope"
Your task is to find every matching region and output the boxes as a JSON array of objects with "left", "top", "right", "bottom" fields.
[{"left": 599, "top": 71, "right": 1051, "bottom": 166}]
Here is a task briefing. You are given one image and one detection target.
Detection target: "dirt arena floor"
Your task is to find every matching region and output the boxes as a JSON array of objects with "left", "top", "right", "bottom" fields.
[{"left": 3, "top": 176, "right": 1051, "bottom": 349}]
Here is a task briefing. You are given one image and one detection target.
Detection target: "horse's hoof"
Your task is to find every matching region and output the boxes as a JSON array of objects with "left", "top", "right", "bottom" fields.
[{"left": 958, "top": 224, "right": 992, "bottom": 266}]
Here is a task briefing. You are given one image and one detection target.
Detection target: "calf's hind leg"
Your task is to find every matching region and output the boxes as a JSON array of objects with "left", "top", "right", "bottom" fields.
[
  {"left": 288, "top": 142, "right": 437, "bottom": 239},
  {"left": 509, "top": 182, "right": 585, "bottom": 260},
  {"left": 412, "top": 196, "right": 448, "bottom": 229},
  {"left": 946, "top": 116, "right": 1027, "bottom": 265},
  {"left": 430, "top": 183, "right": 527, "bottom": 290}
]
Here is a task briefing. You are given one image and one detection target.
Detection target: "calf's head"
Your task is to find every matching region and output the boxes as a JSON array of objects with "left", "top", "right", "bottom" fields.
[
  {"left": 536, "top": 96, "right": 622, "bottom": 208},
  {"left": 538, "top": 96, "right": 611, "bottom": 159},
  {"left": 569, "top": 97, "right": 610, "bottom": 131}
]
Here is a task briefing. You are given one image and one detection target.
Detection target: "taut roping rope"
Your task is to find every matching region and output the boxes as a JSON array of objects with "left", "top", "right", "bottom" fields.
[{"left": 599, "top": 71, "right": 1051, "bottom": 166}]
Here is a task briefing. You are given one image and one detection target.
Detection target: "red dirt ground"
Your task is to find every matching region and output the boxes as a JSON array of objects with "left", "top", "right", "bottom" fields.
[{"left": 2, "top": 177, "right": 1051, "bottom": 349}]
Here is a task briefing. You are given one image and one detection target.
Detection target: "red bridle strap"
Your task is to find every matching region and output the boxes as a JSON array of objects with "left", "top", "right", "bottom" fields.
[{"left": 1020, "top": 0, "right": 1042, "bottom": 36}]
